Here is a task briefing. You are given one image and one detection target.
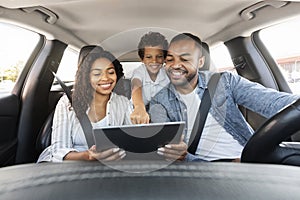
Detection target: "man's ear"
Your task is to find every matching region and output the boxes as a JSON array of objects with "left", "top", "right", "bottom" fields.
[{"left": 198, "top": 56, "right": 205, "bottom": 69}]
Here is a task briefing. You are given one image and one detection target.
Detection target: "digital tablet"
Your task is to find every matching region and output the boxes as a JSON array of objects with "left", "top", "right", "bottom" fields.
[{"left": 94, "top": 121, "right": 185, "bottom": 157}]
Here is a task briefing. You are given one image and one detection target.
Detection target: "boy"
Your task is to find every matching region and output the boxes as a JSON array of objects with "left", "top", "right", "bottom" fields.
[{"left": 130, "top": 32, "right": 169, "bottom": 124}]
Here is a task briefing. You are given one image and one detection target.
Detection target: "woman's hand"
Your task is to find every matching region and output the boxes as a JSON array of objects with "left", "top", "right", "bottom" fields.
[
  {"left": 130, "top": 105, "right": 150, "bottom": 124},
  {"left": 87, "top": 145, "right": 126, "bottom": 161},
  {"left": 157, "top": 135, "right": 187, "bottom": 161},
  {"left": 64, "top": 145, "right": 126, "bottom": 161}
]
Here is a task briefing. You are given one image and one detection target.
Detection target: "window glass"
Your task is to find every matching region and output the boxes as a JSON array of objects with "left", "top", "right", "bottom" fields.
[
  {"left": 122, "top": 44, "right": 236, "bottom": 79},
  {"left": 121, "top": 62, "right": 141, "bottom": 79},
  {"left": 210, "top": 43, "right": 235, "bottom": 73},
  {"left": 56, "top": 47, "right": 79, "bottom": 83},
  {"left": 55, "top": 44, "right": 235, "bottom": 83},
  {"left": 260, "top": 17, "right": 300, "bottom": 94},
  {"left": 55, "top": 49, "right": 139, "bottom": 85},
  {"left": 0, "top": 23, "right": 40, "bottom": 93}
]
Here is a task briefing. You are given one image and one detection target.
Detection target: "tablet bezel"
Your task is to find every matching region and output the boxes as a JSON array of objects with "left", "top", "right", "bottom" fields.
[{"left": 93, "top": 121, "right": 185, "bottom": 154}]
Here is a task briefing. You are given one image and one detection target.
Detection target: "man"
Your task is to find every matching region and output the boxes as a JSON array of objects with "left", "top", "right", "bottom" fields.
[{"left": 150, "top": 33, "right": 299, "bottom": 162}]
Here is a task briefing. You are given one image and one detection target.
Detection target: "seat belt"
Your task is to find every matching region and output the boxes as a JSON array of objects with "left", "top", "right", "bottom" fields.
[
  {"left": 188, "top": 73, "right": 221, "bottom": 155},
  {"left": 51, "top": 71, "right": 94, "bottom": 148},
  {"left": 51, "top": 71, "right": 73, "bottom": 104}
]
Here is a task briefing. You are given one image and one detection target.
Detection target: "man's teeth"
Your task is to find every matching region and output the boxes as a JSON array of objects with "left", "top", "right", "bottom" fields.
[{"left": 171, "top": 70, "right": 185, "bottom": 75}]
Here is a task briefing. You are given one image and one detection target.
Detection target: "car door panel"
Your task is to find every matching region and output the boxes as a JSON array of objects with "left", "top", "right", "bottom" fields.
[{"left": 0, "top": 94, "right": 19, "bottom": 166}]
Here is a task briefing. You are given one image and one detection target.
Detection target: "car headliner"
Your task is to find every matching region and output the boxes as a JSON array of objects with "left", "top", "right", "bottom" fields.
[{"left": 1, "top": 0, "right": 300, "bottom": 59}]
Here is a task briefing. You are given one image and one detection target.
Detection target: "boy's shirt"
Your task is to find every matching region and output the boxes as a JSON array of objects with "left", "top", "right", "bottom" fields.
[{"left": 131, "top": 63, "right": 169, "bottom": 105}]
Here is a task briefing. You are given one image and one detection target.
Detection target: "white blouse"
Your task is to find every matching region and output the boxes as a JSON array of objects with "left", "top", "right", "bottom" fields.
[{"left": 37, "top": 92, "right": 133, "bottom": 162}]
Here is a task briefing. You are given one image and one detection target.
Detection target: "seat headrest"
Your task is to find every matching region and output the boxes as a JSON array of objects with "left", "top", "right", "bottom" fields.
[
  {"left": 200, "top": 42, "right": 210, "bottom": 71},
  {"left": 78, "top": 45, "right": 103, "bottom": 65}
]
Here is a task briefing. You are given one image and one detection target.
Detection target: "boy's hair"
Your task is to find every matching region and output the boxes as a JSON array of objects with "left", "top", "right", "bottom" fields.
[
  {"left": 170, "top": 33, "right": 203, "bottom": 55},
  {"left": 138, "top": 32, "right": 169, "bottom": 59}
]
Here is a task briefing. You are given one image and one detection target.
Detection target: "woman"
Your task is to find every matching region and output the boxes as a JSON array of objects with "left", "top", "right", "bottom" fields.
[{"left": 38, "top": 47, "right": 132, "bottom": 162}]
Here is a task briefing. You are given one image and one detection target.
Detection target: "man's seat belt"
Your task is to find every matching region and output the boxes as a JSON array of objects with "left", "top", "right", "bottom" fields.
[
  {"left": 51, "top": 71, "right": 94, "bottom": 148},
  {"left": 188, "top": 73, "right": 221, "bottom": 155}
]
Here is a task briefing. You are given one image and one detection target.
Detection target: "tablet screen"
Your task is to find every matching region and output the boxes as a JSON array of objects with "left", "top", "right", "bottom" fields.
[{"left": 94, "top": 121, "right": 185, "bottom": 154}]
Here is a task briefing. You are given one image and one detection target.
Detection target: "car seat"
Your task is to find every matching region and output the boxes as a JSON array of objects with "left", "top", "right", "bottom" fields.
[{"left": 200, "top": 42, "right": 210, "bottom": 70}]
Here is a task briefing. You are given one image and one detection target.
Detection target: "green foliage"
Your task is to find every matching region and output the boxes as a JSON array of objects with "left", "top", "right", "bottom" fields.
[{"left": 1, "top": 60, "right": 23, "bottom": 82}]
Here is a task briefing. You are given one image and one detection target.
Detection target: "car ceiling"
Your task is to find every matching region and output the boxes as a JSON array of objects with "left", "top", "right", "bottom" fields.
[{"left": 1, "top": 0, "right": 300, "bottom": 60}]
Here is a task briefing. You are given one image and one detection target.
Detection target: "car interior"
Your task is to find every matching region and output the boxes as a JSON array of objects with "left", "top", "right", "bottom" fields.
[{"left": 1, "top": 0, "right": 300, "bottom": 199}]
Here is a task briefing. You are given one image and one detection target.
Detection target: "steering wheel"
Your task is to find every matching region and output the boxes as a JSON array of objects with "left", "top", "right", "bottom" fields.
[{"left": 241, "top": 99, "right": 300, "bottom": 166}]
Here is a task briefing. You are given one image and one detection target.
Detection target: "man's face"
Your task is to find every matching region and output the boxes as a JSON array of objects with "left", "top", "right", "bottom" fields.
[{"left": 165, "top": 39, "right": 204, "bottom": 91}]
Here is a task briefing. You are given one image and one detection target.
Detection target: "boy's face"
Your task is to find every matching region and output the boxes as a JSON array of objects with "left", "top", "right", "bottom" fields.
[{"left": 142, "top": 45, "right": 164, "bottom": 76}]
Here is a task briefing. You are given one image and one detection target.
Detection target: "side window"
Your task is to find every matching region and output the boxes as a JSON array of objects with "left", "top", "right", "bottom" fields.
[
  {"left": 0, "top": 23, "right": 40, "bottom": 93},
  {"left": 210, "top": 43, "right": 235, "bottom": 73},
  {"left": 55, "top": 46, "right": 79, "bottom": 85},
  {"left": 260, "top": 17, "right": 300, "bottom": 94}
]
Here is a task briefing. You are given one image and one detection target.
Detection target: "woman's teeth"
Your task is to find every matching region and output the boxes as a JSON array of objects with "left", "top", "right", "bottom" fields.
[{"left": 99, "top": 83, "right": 111, "bottom": 89}]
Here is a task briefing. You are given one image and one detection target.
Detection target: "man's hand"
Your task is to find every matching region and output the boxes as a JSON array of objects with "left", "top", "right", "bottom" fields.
[{"left": 157, "top": 135, "right": 187, "bottom": 161}]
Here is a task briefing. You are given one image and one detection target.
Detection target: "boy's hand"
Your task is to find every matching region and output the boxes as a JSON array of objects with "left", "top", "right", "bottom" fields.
[{"left": 130, "top": 106, "right": 150, "bottom": 124}]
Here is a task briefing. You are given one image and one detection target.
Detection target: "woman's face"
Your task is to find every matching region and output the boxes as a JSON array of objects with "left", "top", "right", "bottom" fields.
[
  {"left": 89, "top": 57, "right": 117, "bottom": 96},
  {"left": 142, "top": 45, "right": 164, "bottom": 76}
]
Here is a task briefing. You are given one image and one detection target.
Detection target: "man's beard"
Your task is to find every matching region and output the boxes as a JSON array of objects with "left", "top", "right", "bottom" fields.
[{"left": 170, "top": 70, "right": 197, "bottom": 88}]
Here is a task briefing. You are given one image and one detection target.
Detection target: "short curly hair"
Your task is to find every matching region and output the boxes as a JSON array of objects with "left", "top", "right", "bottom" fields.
[
  {"left": 72, "top": 47, "right": 124, "bottom": 117},
  {"left": 137, "top": 32, "right": 169, "bottom": 60},
  {"left": 169, "top": 33, "right": 203, "bottom": 55}
]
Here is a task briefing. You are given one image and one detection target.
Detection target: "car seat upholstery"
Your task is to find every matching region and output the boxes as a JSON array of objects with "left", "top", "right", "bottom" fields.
[
  {"left": 35, "top": 110, "right": 54, "bottom": 154},
  {"left": 35, "top": 45, "right": 132, "bottom": 156},
  {"left": 200, "top": 42, "right": 210, "bottom": 70},
  {"left": 78, "top": 45, "right": 102, "bottom": 65},
  {"left": 114, "top": 78, "right": 131, "bottom": 99}
]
